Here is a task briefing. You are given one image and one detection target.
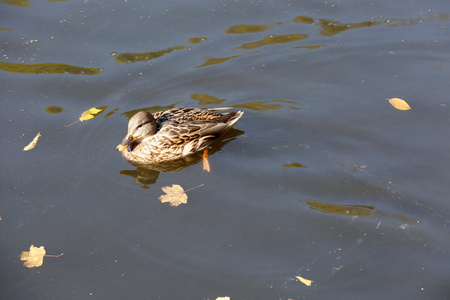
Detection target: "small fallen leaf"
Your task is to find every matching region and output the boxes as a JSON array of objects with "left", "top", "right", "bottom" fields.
[
  {"left": 65, "top": 105, "right": 108, "bottom": 127},
  {"left": 23, "top": 132, "right": 41, "bottom": 151},
  {"left": 159, "top": 184, "right": 188, "bottom": 206},
  {"left": 158, "top": 184, "right": 204, "bottom": 206},
  {"left": 387, "top": 98, "right": 411, "bottom": 110},
  {"left": 79, "top": 106, "right": 107, "bottom": 121},
  {"left": 20, "top": 245, "right": 46, "bottom": 268},
  {"left": 296, "top": 275, "right": 313, "bottom": 286},
  {"left": 216, "top": 297, "right": 231, "bottom": 300}
]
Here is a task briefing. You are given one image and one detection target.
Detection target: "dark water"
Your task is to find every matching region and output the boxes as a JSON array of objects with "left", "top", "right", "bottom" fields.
[{"left": 1, "top": 0, "right": 450, "bottom": 299}]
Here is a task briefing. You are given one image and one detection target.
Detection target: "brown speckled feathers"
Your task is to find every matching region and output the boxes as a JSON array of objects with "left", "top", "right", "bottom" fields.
[{"left": 117, "top": 107, "right": 244, "bottom": 163}]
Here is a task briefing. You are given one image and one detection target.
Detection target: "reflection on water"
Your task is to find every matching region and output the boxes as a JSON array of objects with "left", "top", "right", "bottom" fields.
[
  {"left": 188, "top": 37, "right": 209, "bottom": 44},
  {"left": 1, "top": 0, "right": 30, "bottom": 7},
  {"left": 304, "top": 200, "right": 419, "bottom": 224},
  {"left": 293, "top": 16, "right": 379, "bottom": 36},
  {"left": 119, "top": 128, "right": 244, "bottom": 187},
  {"left": 225, "top": 24, "right": 270, "bottom": 34},
  {"left": 110, "top": 16, "right": 379, "bottom": 69},
  {"left": 112, "top": 45, "right": 188, "bottom": 64},
  {"left": 233, "top": 100, "right": 299, "bottom": 112},
  {"left": 0, "top": 61, "right": 103, "bottom": 75},
  {"left": 282, "top": 162, "right": 307, "bottom": 168},
  {"left": 292, "top": 44, "right": 326, "bottom": 50},
  {"left": 104, "top": 13, "right": 442, "bottom": 72},
  {"left": 120, "top": 167, "right": 160, "bottom": 189},
  {"left": 195, "top": 54, "right": 250, "bottom": 69},
  {"left": 190, "top": 94, "right": 226, "bottom": 106},
  {"left": 236, "top": 34, "right": 309, "bottom": 49},
  {"left": 103, "top": 108, "right": 120, "bottom": 119},
  {"left": 44, "top": 105, "right": 64, "bottom": 114}
]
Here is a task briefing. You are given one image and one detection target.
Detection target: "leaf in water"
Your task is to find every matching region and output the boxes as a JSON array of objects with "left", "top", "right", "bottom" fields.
[
  {"left": 387, "top": 97, "right": 411, "bottom": 110},
  {"left": 159, "top": 184, "right": 188, "bottom": 206},
  {"left": 158, "top": 184, "right": 204, "bottom": 206},
  {"left": 19, "top": 245, "right": 46, "bottom": 268},
  {"left": 295, "top": 275, "right": 313, "bottom": 286},
  {"left": 23, "top": 132, "right": 41, "bottom": 151},
  {"left": 80, "top": 106, "right": 108, "bottom": 121}
]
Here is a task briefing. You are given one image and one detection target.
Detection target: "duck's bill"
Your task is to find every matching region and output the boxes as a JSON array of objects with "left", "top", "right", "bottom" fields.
[{"left": 116, "top": 134, "right": 136, "bottom": 151}]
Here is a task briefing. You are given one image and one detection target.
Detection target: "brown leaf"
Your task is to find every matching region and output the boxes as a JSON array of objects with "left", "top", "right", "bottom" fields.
[
  {"left": 158, "top": 184, "right": 188, "bottom": 206},
  {"left": 23, "top": 132, "right": 41, "bottom": 151},
  {"left": 20, "top": 245, "right": 46, "bottom": 268},
  {"left": 387, "top": 98, "right": 411, "bottom": 110}
]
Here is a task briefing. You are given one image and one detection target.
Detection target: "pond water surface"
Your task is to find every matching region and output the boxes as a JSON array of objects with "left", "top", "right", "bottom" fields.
[{"left": 1, "top": 0, "right": 450, "bottom": 299}]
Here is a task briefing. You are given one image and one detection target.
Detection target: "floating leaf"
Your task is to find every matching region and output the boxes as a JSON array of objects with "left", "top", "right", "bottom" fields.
[
  {"left": 296, "top": 275, "right": 313, "bottom": 286},
  {"left": 20, "top": 245, "right": 46, "bottom": 268},
  {"left": 66, "top": 105, "right": 108, "bottom": 127},
  {"left": 79, "top": 105, "right": 108, "bottom": 121},
  {"left": 159, "top": 184, "right": 188, "bottom": 206},
  {"left": 23, "top": 132, "right": 41, "bottom": 151},
  {"left": 387, "top": 98, "right": 411, "bottom": 110},
  {"left": 158, "top": 184, "right": 204, "bottom": 206}
]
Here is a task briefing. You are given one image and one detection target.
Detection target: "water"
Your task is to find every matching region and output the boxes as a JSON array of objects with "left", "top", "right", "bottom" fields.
[{"left": 1, "top": 0, "right": 450, "bottom": 299}]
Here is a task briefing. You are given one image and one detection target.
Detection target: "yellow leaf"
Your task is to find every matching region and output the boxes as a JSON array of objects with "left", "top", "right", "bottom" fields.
[
  {"left": 20, "top": 245, "right": 46, "bottom": 268},
  {"left": 159, "top": 184, "right": 188, "bottom": 206},
  {"left": 79, "top": 105, "right": 107, "bottom": 121},
  {"left": 216, "top": 297, "right": 231, "bottom": 300},
  {"left": 296, "top": 275, "right": 313, "bottom": 286},
  {"left": 387, "top": 98, "right": 411, "bottom": 110},
  {"left": 23, "top": 132, "right": 41, "bottom": 151}
]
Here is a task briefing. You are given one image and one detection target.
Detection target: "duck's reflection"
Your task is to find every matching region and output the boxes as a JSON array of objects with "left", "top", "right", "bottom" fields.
[{"left": 119, "top": 128, "right": 244, "bottom": 188}]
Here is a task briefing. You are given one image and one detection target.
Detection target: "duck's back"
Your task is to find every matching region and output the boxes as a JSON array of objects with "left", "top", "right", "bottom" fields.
[{"left": 123, "top": 107, "right": 243, "bottom": 163}]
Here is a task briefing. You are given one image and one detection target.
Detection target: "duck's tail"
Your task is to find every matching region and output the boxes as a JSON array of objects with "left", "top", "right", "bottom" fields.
[{"left": 226, "top": 110, "right": 244, "bottom": 127}]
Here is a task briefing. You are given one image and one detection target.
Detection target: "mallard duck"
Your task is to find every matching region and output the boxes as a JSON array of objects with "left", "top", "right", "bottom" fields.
[{"left": 117, "top": 107, "right": 244, "bottom": 163}]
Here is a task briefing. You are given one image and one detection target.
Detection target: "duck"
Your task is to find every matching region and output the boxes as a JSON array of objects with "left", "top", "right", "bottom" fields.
[{"left": 117, "top": 107, "right": 244, "bottom": 163}]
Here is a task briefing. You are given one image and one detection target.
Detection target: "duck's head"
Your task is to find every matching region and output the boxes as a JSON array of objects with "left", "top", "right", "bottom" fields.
[{"left": 116, "top": 111, "right": 157, "bottom": 152}]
